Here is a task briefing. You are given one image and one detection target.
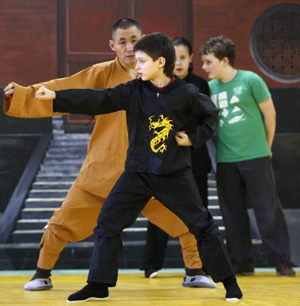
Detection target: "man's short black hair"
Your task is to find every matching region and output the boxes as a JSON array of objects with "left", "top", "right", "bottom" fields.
[
  {"left": 133, "top": 32, "right": 175, "bottom": 78},
  {"left": 111, "top": 18, "right": 142, "bottom": 38}
]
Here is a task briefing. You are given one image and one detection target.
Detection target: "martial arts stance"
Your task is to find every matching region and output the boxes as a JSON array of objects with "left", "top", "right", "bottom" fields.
[{"left": 4, "top": 18, "right": 211, "bottom": 290}]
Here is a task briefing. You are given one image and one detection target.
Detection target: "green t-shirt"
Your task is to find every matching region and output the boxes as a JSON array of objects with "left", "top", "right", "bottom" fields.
[{"left": 209, "top": 70, "right": 271, "bottom": 163}]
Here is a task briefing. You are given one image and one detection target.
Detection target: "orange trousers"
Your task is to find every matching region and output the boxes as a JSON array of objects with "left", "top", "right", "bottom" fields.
[{"left": 38, "top": 184, "right": 202, "bottom": 270}]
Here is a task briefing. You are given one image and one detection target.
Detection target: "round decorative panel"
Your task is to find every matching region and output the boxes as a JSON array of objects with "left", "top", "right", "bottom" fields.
[{"left": 250, "top": 4, "right": 300, "bottom": 83}]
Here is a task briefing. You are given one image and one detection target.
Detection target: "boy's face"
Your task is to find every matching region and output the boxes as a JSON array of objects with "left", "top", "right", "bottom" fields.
[
  {"left": 109, "top": 26, "right": 142, "bottom": 68},
  {"left": 135, "top": 51, "right": 163, "bottom": 81},
  {"left": 201, "top": 53, "right": 225, "bottom": 80},
  {"left": 174, "top": 45, "right": 193, "bottom": 79}
]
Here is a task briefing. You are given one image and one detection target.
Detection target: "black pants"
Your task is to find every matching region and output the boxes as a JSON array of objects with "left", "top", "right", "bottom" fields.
[
  {"left": 87, "top": 168, "right": 233, "bottom": 285},
  {"left": 140, "top": 173, "right": 209, "bottom": 271},
  {"left": 217, "top": 157, "right": 291, "bottom": 266}
]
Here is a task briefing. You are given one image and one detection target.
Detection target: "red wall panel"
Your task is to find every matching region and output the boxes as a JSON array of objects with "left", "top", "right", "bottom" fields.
[{"left": 0, "top": 0, "right": 57, "bottom": 86}]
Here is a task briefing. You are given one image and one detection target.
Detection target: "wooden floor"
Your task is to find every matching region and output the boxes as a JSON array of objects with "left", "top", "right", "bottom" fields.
[{"left": 0, "top": 270, "right": 299, "bottom": 305}]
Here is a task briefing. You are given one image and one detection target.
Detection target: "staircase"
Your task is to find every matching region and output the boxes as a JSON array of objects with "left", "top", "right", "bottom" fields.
[{"left": 2, "top": 116, "right": 232, "bottom": 270}]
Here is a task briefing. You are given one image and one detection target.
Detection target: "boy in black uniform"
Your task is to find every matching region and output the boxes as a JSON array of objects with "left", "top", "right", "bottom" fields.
[{"left": 36, "top": 32, "right": 243, "bottom": 303}]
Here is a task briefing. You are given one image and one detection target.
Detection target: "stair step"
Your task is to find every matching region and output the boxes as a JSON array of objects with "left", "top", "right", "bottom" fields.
[
  {"left": 47, "top": 147, "right": 88, "bottom": 153},
  {"left": 16, "top": 219, "right": 49, "bottom": 230},
  {"left": 50, "top": 140, "right": 90, "bottom": 146},
  {"left": 20, "top": 207, "right": 60, "bottom": 219},
  {"left": 208, "top": 187, "right": 217, "bottom": 196},
  {"left": 35, "top": 174, "right": 78, "bottom": 181},
  {"left": 43, "top": 159, "right": 85, "bottom": 164},
  {"left": 208, "top": 181, "right": 216, "bottom": 188},
  {"left": 53, "top": 133, "right": 91, "bottom": 140},
  {"left": 45, "top": 152, "right": 87, "bottom": 159},
  {"left": 38, "top": 170, "right": 80, "bottom": 176},
  {"left": 32, "top": 182, "right": 74, "bottom": 189},
  {"left": 28, "top": 190, "right": 68, "bottom": 198},
  {"left": 24, "top": 199, "right": 64, "bottom": 208},
  {"left": 10, "top": 230, "right": 147, "bottom": 243},
  {"left": 11, "top": 217, "right": 148, "bottom": 243},
  {"left": 40, "top": 164, "right": 82, "bottom": 171}
]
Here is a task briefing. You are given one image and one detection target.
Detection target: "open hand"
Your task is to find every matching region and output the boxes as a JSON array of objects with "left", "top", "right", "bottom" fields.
[
  {"left": 4, "top": 82, "right": 15, "bottom": 98},
  {"left": 35, "top": 87, "right": 56, "bottom": 100}
]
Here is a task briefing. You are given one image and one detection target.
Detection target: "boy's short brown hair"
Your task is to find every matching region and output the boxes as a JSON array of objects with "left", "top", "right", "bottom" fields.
[{"left": 199, "top": 36, "right": 236, "bottom": 67}]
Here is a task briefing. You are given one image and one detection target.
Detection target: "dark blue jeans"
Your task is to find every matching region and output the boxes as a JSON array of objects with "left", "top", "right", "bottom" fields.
[
  {"left": 217, "top": 157, "right": 291, "bottom": 267},
  {"left": 87, "top": 168, "right": 234, "bottom": 285}
]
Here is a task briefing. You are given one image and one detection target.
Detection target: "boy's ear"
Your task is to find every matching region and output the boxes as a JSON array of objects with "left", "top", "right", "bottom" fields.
[
  {"left": 158, "top": 57, "right": 166, "bottom": 68},
  {"left": 109, "top": 40, "right": 115, "bottom": 52},
  {"left": 223, "top": 57, "right": 230, "bottom": 66}
]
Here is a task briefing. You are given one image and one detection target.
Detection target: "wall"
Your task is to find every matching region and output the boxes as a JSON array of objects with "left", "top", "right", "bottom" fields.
[
  {"left": 0, "top": 0, "right": 57, "bottom": 86},
  {"left": 1, "top": 0, "right": 299, "bottom": 88},
  {"left": 192, "top": 0, "right": 300, "bottom": 87}
]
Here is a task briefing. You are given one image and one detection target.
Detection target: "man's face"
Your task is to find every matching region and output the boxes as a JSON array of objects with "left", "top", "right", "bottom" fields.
[
  {"left": 201, "top": 53, "right": 224, "bottom": 80},
  {"left": 109, "top": 26, "right": 142, "bottom": 68}
]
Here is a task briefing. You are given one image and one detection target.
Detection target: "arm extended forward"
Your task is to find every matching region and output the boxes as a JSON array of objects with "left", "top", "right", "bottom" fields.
[{"left": 36, "top": 86, "right": 125, "bottom": 116}]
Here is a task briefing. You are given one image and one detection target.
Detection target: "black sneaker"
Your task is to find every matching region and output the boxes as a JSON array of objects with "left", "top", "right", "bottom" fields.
[
  {"left": 276, "top": 262, "right": 296, "bottom": 277},
  {"left": 67, "top": 284, "right": 109, "bottom": 303},
  {"left": 223, "top": 275, "right": 243, "bottom": 302},
  {"left": 233, "top": 263, "right": 254, "bottom": 276},
  {"left": 145, "top": 268, "right": 159, "bottom": 278}
]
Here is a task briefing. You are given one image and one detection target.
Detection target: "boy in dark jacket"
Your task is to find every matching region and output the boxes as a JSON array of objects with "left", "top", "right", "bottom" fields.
[{"left": 36, "top": 32, "right": 243, "bottom": 303}]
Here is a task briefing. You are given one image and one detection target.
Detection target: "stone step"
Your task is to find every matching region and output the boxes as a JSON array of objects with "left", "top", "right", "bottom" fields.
[
  {"left": 15, "top": 216, "right": 147, "bottom": 230},
  {"left": 20, "top": 207, "right": 60, "bottom": 219},
  {"left": 53, "top": 133, "right": 91, "bottom": 140},
  {"left": 12, "top": 216, "right": 148, "bottom": 243},
  {"left": 47, "top": 147, "right": 88, "bottom": 153},
  {"left": 208, "top": 187, "right": 217, "bottom": 196},
  {"left": 32, "top": 182, "right": 74, "bottom": 189},
  {"left": 37, "top": 169, "right": 80, "bottom": 175},
  {"left": 43, "top": 159, "right": 85, "bottom": 165},
  {"left": 10, "top": 228, "right": 147, "bottom": 243},
  {"left": 40, "top": 164, "right": 82, "bottom": 171},
  {"left": 24, "top": 198, "right": 64, "bottom": 208},
  {"left": 15, "top": 219, "right": 49, "bottom": 230},
  {"left": 45, "top": 152, "right": 87, "bottom": 159},
  {"left": 27, "top": 190, "right": 220, "bottom": 200},
  {"left": 28, "top": 190, "right": 69, "bottom": 198},
  {"left": 50, "top": 140, "right": 90, "bottom": 146},
  {"left": 208, "top": 180, "right": 216, "bottom": 188},
  {"left": 35, "top": 174, "right": 78, "bottom": 182}
]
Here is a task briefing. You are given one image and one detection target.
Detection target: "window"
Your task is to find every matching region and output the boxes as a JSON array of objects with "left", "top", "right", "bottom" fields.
[{"left": 250, "top": 3, "right": 300, "bottom": 83}]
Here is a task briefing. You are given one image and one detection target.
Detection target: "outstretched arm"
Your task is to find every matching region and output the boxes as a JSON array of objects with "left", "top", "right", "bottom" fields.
[
  {"left": 36, "top": 84, "right": 130, "bottom": 116},
  {"left": 3, "top": 64, "right": 107, "bottom": 118}
]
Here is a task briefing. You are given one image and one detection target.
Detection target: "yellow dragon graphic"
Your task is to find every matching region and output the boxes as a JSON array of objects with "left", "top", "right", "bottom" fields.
[{"left": 149, "top": 114, "right": 174, "bottom": 153}]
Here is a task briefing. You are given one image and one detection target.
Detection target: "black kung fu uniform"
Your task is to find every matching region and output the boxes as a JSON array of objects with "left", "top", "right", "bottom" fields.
[{"left": 53, "top": 78, "right": 234, "bottom": 284}]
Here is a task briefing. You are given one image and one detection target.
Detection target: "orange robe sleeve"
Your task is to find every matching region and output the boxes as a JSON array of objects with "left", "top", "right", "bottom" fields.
[{"left": 3, "top": 61, "right": 113, "bottom": 118}]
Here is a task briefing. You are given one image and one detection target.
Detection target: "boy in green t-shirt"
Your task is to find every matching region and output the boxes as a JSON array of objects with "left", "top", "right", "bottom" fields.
[{"left": 199, "top": 36, "right": 295, "bottom": 277}]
